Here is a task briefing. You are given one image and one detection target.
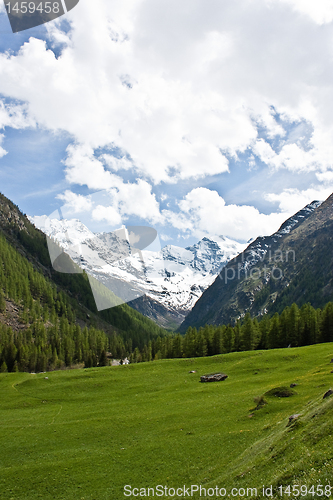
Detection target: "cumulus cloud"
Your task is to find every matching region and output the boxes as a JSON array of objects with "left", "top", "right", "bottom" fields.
[
  {"left": 165, "top": 188, "right": 289, "bottom": 241},
  {"left": 277, "top": 0, "right": 333, "bottom": 25},
  {"left": 0, "top": 100, "right": 35, "bottom": 130},
  {"left": 1, "top": 0, "right": 333, "bottom": 186},
  {"left": 265, "top": 186, "right": 333, "bottom": 213},
  {"left": 92, "top": 204, "right": 122, "bottom": 226},
  {"left": 63, "top": 144, "right": 163, "bottom": 224},
  {"left": 57, "top": 190, "right": 93, "bottom": 213},
  {"left": 1, "top": 0, "right": 333, "bottom": 243},
  {"left": 253, "top": 139, "right": 318, "bottom": 172}
]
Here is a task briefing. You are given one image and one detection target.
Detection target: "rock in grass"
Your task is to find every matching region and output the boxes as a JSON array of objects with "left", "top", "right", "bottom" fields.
[
  {"left": 200, "top": 373, "right": 228, "bottom": 383},
  {"left": 288, "top": 414, "right": 301, "bottom": 423},
  {"left": 323, "top": 389, "right": 333, "bottom": 399},
  {"left": 290, "top": 383, "right": 297, "bottom": 388},
  {"left": 189, "top": 370, "right": 196, "bottom": 374}
]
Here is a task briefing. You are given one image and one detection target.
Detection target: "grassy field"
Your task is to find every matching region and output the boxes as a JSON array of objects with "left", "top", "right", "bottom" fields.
[{"left": 1, "top": 344, "right": 333, "bottom": 500}]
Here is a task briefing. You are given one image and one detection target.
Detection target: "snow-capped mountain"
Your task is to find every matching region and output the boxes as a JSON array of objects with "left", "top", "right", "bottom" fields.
[
  {"left": 239, "top": 201, "right": 323, "bottom": 272},
  {"left": 180, "top": 200, "right": 324, "bottom": 332},
  {"left": 30, "top": 215, "right": 245, "bottom": 327},
  {"left": 140, "top": 236, "right": 246, "bottom": 314}
]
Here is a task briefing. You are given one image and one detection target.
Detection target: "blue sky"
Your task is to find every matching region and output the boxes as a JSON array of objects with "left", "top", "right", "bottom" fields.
[{"left": 1, "top": 0, "right": 333, "bottom": 247}]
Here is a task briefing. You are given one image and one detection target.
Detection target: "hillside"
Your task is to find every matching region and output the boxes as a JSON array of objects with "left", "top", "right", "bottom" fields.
[
  {"left": 1, "top": 343, "right": 332, "bottom": 499},
  {"left": 180, "top": 197, "right": 333, "bottom": 331},
  {"left": 0, "top": 192, "right": 168, "bottom": 370}
]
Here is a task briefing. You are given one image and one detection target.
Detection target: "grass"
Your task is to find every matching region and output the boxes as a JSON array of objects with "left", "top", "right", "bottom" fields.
[{"left": 0, "top": 344, "right": 333, "bottom": 499}]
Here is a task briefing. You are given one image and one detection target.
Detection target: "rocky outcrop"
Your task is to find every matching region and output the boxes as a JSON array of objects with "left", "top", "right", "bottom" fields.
[
  {"left": 0, "top": 197, "right": 28, "bottom": 232},
  {"left": 200, "top": 373, "right": 228, "bottom": 383},
  {"left": 288, "top": 414, "right": 301, "bottom": 424}
]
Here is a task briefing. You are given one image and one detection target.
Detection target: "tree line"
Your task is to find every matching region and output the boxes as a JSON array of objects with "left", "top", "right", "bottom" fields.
[{"left": 130, "top": 302, "right": 333, "bottom": 363}]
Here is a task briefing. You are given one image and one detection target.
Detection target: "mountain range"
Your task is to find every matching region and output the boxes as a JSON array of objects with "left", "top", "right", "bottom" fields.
[
  {"left": 2, "top": 189, "right": 333, "bottom": 343},
  {"left": 30, "top": 215, "right": 245, "bottom": 329}
]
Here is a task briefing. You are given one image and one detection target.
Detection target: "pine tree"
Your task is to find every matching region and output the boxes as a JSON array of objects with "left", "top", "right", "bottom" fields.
[
  {"left": 99, "top": 350, "right": 108, "bottom": 366},
  {"left": 288, "top": 303, "right": 300, "bottom": 346},
  {"left": 241, "top": 313, "right": 255, "bottom": 351},
  {"left": 0, "top": 289, "right": 6, "bottom": 313},
  {"left": 320, "top": 302, "right": 333, "bottom": 342},
  {"left": 268, "top": 313, "right": 280, "bottom": 349},
  {"left": 223, "top": 326, "right": 235, "bottom": 353},
  {"left": 0, "top": 361, "right": 8, "bottom": 372}
]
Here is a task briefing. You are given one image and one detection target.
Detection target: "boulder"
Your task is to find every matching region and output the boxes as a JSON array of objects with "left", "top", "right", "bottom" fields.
[
  {"left": 323, "top": 389, "right": 333, "bottom": 399},
  {"left": 200, "top": 373, "right": 228, "bottom": 383},
  {"left": 288, "top": 413, "right": 301, "bottom": 423},
  {"left": 290, "top": 383, "right": 297, "bottom": 388}
]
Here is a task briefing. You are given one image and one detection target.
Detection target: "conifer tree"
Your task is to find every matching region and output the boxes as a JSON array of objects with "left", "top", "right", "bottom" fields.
[
  {"left": 241, "top": 313, "right": 254, "bottom": 351},
  {"left": 0, "top": 361, "right": 8, "bottom": 372}
]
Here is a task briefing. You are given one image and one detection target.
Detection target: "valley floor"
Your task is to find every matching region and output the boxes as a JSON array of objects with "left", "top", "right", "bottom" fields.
[{"left": 1, "top": 344, "right": 333, "bottom": 499}]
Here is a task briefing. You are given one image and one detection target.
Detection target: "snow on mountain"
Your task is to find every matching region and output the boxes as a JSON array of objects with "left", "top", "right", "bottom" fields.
[
  {"left": 239, "top": 201, "right": 323, "bottom": 272},
  {"left": 29, "top": 216, "right": 245, "bottom": 325},
  {"left": 141, "top": 236, "right": 246, "bottom": 314}
]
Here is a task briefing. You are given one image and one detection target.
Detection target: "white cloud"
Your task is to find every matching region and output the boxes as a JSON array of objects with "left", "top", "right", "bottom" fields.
[
  {"left": 277, "top": 0, "right": 333, "bottom": 25},
  {"left": 265, "top": 186, "right": 333, "bottom": 213},
  {"left": 2, "top": 0, "right": 333, "bottom": 186},
  {"left": 63, "top": 144, "right": 122, "bottom": 190},
  {"left": 316, "top": 171, "right": 333, "bottom": 184},
  {"left": 253, "top": 139, "right": 319, "bottom": 172},
  {"left": 99, "top": 153, "right": 133, "bottom": 172},
  {"left": 63, "top": 144, "right": 164, "bottom": 224},
  {"left": 1, "top": 0, "right": 333, "bottom": 245},
  {"left": 114, "top": 180, "right": 163, "bottom": 224},
  {"left": 92, "top": 205, "right": 122, "bottom": 226},
  {"left": 166, "top": 187, "right": 288, "bottom": 241},
  {"left": 0, "top": 100, "right": 35, "bottom": 130},
  {"left": 0, "top": 133, "right": 7, "bottom": 158},
  {"left": 57, "top": 190, "right": 93, "bottom": 213},
  {"left": 160, "top": 233, "right": 172, "bottom": 242}
]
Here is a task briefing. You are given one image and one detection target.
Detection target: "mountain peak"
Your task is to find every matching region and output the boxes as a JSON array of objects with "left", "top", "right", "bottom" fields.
[{"left": 179, "top": 194, "right": 331, "bottom": 331}]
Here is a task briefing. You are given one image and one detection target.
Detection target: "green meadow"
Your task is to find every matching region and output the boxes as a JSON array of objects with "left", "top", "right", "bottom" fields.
[{"left": 1, "top": 343, "right": 333, "bottom": 500}]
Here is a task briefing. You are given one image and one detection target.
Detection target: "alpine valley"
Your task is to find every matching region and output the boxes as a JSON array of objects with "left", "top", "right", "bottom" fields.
[{"left": 30, "top": 215, "right": 245, "bottom": 329}]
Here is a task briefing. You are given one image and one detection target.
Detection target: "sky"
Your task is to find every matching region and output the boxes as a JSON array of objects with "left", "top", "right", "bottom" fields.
[{"left": 1, "top": 0, "right": 333, "bottom": 247}]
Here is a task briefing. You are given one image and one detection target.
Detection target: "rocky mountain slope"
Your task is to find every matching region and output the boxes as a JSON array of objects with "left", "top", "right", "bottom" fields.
[
  {"left": 179, "top": 197, "right": 332, "bottom": 331},
  {"left": 30, "top": 215, "right": 245, "bottom": 328}
]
